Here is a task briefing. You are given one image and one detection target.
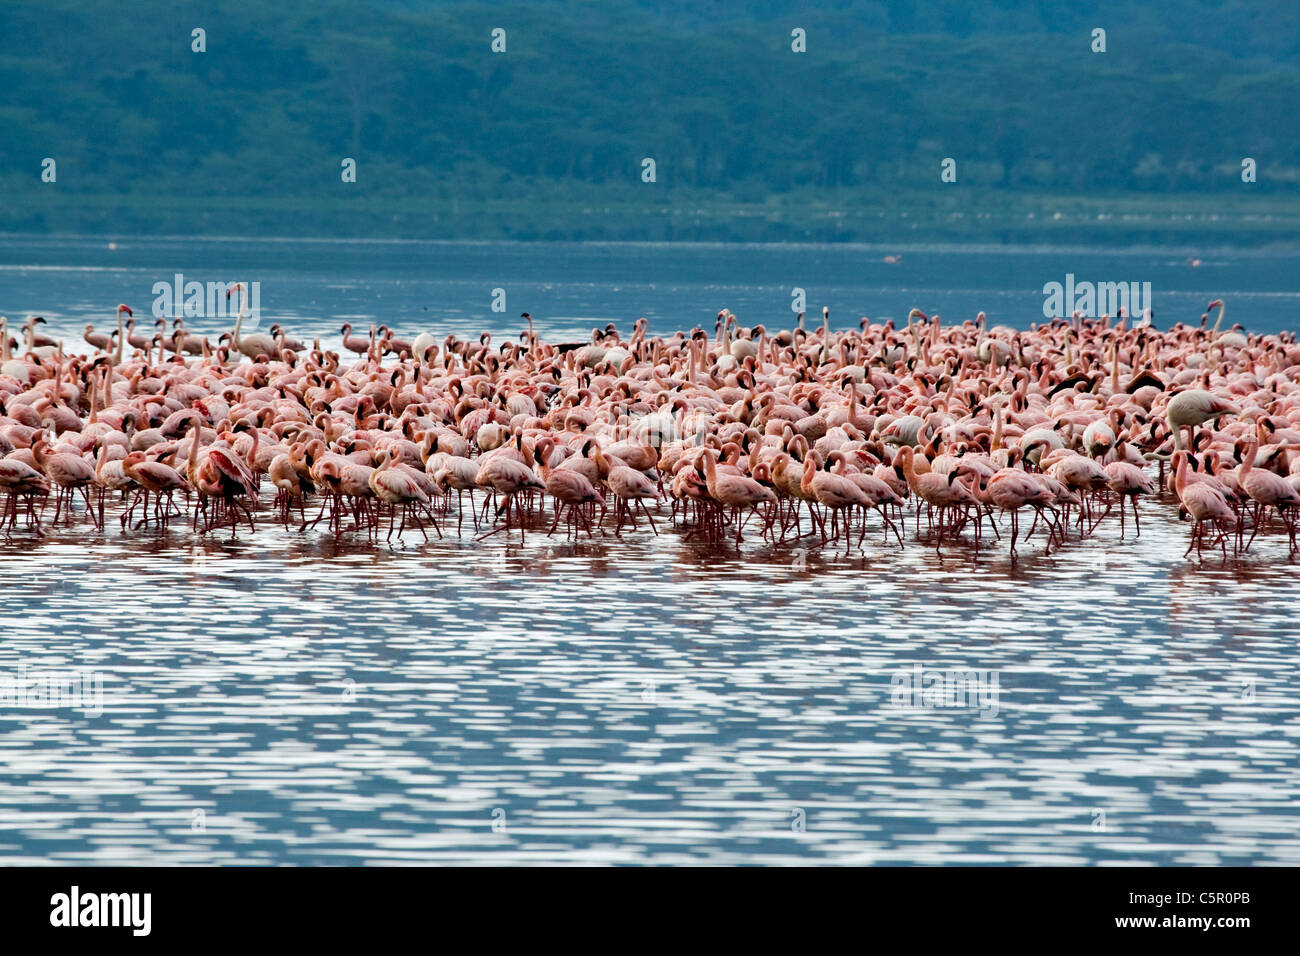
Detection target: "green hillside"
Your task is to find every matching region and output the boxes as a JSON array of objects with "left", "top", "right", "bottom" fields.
[{"left": 2, "top": 0, "right": 1297, "bottom": 242}]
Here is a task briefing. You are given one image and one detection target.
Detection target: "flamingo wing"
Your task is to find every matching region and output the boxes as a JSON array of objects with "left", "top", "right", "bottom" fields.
[{"left": 207, "top": 448, "right": 258, "bottom": 498}]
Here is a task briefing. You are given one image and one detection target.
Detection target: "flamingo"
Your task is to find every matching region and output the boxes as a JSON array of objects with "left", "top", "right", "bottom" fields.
[
  {"left": 226, "top": 283, "right": 277, "bottom": 361},
  {"left": 1103, "top": 460, "right": 1156, "bottom": 538},
  {"left": 370, "top": 449, "right": 435, "bottom": 540},
  {"left": 268, "top": 451, "right": 307, "bottom": 524},
  {"left": 31, "top": 436, "right": 96, "bottom": 526},
  {"left": 1165, "top": 389, "right": 1239, "bottom": 451},
  {"left": 475, "top": 453, "right": 544, "bottom": 540},
  {"left": 700, "top": 447, "right": 774, "bottom": 543},
  {"left": 0, "top": 457, "right": 49, "bottom": 534},
  {"left": 0, "top": 298, "right": 1295, "bottom": 564},
  {"left": 1173, "top": 450, "right": 1236, "bottom": 558},
  {"left": 986, "top": 469, "right": 1055, "bottom": 555},
  {"left": 536, "top": 448, "right": 601, "bottom": 538},
  {"left": 269, "top": 324, "right": 307, "bottom": 353},
  {"left": 894, "top": 445, "right": 977, "bottom": 550},
  {"left": 411, "top": 331, "right": 438, "bottom": 365},
  {"left": 805, "top": 452, "right": 869, "bottom": 550},
  {"left": 83, "top": 323, "right": 115, "bottom": 352},
  {"left": 1236, "top": 438, "right": 1300, "bottom": 552},
  {"left": 339, "top": 323, "right": 372, "bottom": 356},
  {"left": 120, "top": 451, "right": 191, "bottom": 528},
  {"left": 431, "top": 454, "right": 481, "bottom": 532},
  {"left": 125, "top": 315, "right": 154, "bottom": 352},
  {"left": 594, "top": 444, "right": 661, "bottom": 536}
]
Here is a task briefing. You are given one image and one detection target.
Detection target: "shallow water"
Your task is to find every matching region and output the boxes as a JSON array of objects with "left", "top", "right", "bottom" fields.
[
  {"left": 1, "top": 494, "right": 1297, "bottom": 865},
  {"left": 2, "top": 235, "right": 1298, "bottom": 865}
]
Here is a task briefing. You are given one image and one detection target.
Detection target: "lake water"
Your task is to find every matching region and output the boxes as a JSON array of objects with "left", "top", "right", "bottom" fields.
[
  {"left": 2, "top": 235, "right": 1298, "bottom": 345},
  {"left": 1, "top": 237, "right": 1298, "bottom": 865}
]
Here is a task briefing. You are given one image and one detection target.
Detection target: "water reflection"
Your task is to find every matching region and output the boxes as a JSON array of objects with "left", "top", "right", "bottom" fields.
[{"left": 0, "top": 499, "right": 1297, "bottom": 864}]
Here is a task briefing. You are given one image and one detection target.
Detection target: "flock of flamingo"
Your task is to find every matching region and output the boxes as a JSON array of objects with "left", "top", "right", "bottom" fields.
[{"left": 1, "top": 292, "right": 1298, "bottom": 560}]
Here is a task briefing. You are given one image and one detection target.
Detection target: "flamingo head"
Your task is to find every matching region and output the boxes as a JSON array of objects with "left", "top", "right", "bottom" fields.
[
  {"left": 1207, "top": 299, "right": 1223, "bottom": 310},
  {"left": 117, "top": 304, "right": 132, "bottom": 317}
]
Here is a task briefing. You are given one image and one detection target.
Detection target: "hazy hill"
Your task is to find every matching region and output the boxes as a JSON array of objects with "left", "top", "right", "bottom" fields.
[{"left": 1, "top": 0, "right": 1296, "bottom": 242}]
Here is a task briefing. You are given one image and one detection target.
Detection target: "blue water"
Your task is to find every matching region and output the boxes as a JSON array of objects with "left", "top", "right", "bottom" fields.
[
  {"left": 1, "top": 237, "right": 1298, "bottom": 865},
  {"left": 1, "top": 235, "right": 1297, "bottom": 346}
]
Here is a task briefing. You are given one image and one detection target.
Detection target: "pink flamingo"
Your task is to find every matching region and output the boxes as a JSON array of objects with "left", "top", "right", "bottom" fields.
[
  {"left": 1173, "top": 450, "right": 1236, "bottom": 558},
  {"left": 370, "top": 449, "right": 436, "bottom": 541},
  {"left": 31, "top": 436, "right": 96, "bottom": 527},
  {"left": 986, "top": 469, "right": 1055, "bottom": 555},
  {"left": 598, "top": 446, "right": 662, "bottom": 536},
  {"left": 120, "top": 451, "right": 191, "bottom": 528},
  {"left": 1103, "top": 460, "right": 1156, "bottom": 538},
  {"left": 476, "top": 454, "right": 544, "bottom": 540},
  {"left": 1236, "top": 438, "right": 1300, "bottom": 552},
  {"left": 700, "top": 448, "right": 773, "bottom": 544},
  {"left": 536, "top": 449, "right": 601, "bottom": 538}
]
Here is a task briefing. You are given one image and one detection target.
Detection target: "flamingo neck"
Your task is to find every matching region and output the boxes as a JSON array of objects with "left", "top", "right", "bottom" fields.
[
  {"left": 800, "top": 456, "right": 816, "bottom": 494},
  {"left": 1239, "top": 443, "right": 1256, "bottom": 477},
  {"left": 186, "top": 418, "right": 202, "bottom": 480},
  {"left": 900, "top": 449, "right": 919, "bottom": 489},
  {"left": 702, "top": 450, "right": 718, "bottom": 492},
  {"left": 1174, "top": 454, "right": 1189, "bottom": 494},
  {"left": 1169, "top": 415, "right": 1185, "bottom": 452}
]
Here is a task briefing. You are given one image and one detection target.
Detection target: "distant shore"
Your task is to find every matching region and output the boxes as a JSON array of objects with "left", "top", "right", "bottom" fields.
[{"left": 4, "top": 190, "right": 1297, "bottom": 247}]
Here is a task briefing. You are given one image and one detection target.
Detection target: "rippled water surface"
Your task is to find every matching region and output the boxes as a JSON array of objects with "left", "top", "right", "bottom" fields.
[
  {"left": 2, "top": 236, "right": 1299, "bottom": 864},
  {"left": 1, "top": 496, "right": 1298, "bottom": 865}
]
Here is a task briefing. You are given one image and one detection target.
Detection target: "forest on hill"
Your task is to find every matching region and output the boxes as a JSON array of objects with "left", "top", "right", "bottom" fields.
[{"left": 2, "top": 0, "right": 1297, "bottom": 242}]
